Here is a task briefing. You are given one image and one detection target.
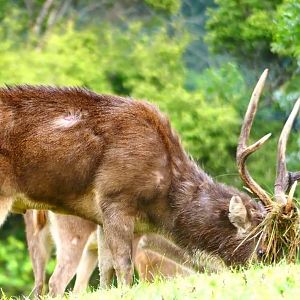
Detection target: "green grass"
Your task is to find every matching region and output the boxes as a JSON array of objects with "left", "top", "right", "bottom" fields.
[{"left": 2, "top": 263, "right": 300, "bottom": 300}]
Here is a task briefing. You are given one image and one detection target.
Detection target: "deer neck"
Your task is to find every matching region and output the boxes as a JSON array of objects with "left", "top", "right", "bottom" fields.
[
  {"left": 168, "top": 163, "right": 255, "bottom": 265},
  {"left": 169, "top": 156, "right": 214, "bottom": 209}
]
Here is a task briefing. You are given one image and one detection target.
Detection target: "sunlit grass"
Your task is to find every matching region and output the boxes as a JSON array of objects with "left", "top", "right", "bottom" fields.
[{"left": 3, "top": 263, "right": 300, "bottom": 300}]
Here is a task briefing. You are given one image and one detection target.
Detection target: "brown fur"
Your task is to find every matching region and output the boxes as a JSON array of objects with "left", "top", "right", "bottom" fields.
[{"left": 0, "top": 86, "right": 265, "bottom": 286}]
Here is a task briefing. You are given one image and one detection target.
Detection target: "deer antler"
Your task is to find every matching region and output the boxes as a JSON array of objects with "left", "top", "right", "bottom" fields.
[
  {"left": 237, "top": 69, "right": 273, "bottom": 206},
  {"left": 274, "top": 97, "right": 300, "bottom": 206}
]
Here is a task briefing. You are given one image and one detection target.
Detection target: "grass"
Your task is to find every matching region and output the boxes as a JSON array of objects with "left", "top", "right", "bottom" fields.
[
  {"left": 260, "top": 203, "right": 300, "bottom": 263},
  {"left": 2, "top": 263, "right": 300, "bottom": 300}
]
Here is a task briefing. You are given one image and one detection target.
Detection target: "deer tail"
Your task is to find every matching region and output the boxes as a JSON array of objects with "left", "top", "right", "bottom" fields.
[{"left": 33, "top": 210, "right": 48, "bottom": 235}]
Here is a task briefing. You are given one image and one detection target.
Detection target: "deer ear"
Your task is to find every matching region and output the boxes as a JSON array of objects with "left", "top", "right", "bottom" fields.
[{"left": 228, "top": 196, "right": 250, "bottom": 233}]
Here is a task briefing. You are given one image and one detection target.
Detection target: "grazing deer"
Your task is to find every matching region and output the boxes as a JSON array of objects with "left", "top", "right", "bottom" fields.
[
  {"left": 25, "top": 210, "right": 204, "bottom": 297},
  {"left": 0, "top": 70, "right": 298, "bottom": 288}
]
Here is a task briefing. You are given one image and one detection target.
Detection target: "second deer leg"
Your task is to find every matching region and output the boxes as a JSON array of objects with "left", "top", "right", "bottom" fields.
[
  {"left": 0, "top": 196, "right": 13, "bottom": 227},
  {"left": 101, "top": 203, "right": 134, "bottom": 287},
  {"left": 73, "top": 231, "right": 98, "bottom": 293},
  {"left": 98, "top": 225, "right": 115, "bottom": 288},
  {"left": 0, "top": 156, "right": 16, "bottom": 227},
  {"left": 48, "top": 238, "right": 88, "bottom": 296},
  {"left": 48, "top": 215, "right": 93, "bottom": 297},
  {"left": 24, "top": 211, "right": 52, "bottom": 298}
]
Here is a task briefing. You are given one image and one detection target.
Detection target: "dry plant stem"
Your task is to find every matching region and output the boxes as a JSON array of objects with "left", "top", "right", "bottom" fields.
[{"left": 260, "top": 203, "right": 300, "bottom": 263}]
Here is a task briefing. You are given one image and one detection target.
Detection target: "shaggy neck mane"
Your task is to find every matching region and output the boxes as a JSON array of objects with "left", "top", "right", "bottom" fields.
[
  {"left": 168, "top": 159, "right": 255, "bottom": 265},
  {"left": 170, "top": 166, "right": 253, "bottom": 265},
  {"left": 136, "top": 103, "right": 256, "bottom": 265}
]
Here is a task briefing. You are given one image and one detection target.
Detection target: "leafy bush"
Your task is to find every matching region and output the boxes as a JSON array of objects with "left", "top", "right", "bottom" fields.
[
  {"left": 0, "top": 236, "right": 33, "bottom": 296},
  {"left": 205, "top": 0, "right": 282, "bottom": 60}
]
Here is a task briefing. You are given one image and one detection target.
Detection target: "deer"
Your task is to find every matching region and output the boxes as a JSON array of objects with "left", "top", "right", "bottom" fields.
[
  {"left": 0, "top": 69, "right": 298, "bottom": 290},
  {"left": 25, "top": 210, "right": 209, "bottom": 297}
]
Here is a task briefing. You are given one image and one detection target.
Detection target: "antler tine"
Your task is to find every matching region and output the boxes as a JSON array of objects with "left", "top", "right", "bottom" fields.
[
  {"left": 274, "top": 97, "right": 300, "bottom": 205},
  {"left": 237, "top": 69, "right": 273, "bottom": 206}
]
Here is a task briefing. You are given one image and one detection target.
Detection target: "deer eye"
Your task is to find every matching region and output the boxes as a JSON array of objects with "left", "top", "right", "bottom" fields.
[{"left": 257, "top": 248, "right": 265, "bottom": 259}]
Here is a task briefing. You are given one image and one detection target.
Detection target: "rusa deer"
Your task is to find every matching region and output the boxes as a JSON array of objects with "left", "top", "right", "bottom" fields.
[
  {"left": 25, "top": 210, "right": 204, "bottom": 297},
  {"left": 0, "top": 70, "right": 298, "bottom": 288}
]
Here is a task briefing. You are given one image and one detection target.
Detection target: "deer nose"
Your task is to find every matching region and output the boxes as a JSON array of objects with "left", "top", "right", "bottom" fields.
[{"left": 257, "top": 248, "right": 265, "bottom": 259}]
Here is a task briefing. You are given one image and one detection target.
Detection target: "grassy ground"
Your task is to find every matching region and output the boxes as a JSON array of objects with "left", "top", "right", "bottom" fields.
[{"left": 2, "top": 263, "right": 300, "bottom": 300}]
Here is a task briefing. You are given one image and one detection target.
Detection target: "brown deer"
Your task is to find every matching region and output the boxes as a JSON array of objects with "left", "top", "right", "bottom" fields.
[
  {"left": 0, "top": 70, "right": 297, "bottom": 288},
  {"left": 25, "top": 210, "right": 205, "bottom": 297}
]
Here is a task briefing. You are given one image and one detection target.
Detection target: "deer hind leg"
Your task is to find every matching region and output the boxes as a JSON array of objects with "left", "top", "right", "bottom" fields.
[
  {"left": 0, "top": 196, "right": 13, "bottom": 227},
  {"left": 137, "top": 233, "right": 190, "bottom": 265},
  {"left": 48, "top": 215, "right": 93, "bottom": 297},
  {"left": 135, "top": 248, "right": 195, "bottom": 281},
  {"left": 73, "top": 231, "right": 98, "bottom": 293},
  {"left": 0, "top": 156, "right": 16, "bottom": 227},
  {"left": 134, "top": 234, "right": 195, "bottom": 282},
  {"left": 49, "top": 245, "right": 87, "bottom": 297},
  {"left": 98, "top": 225, "right": 115, "bottom": 288},
  {"left": 101, "top": 202, "right": 135, "bottom": 287},
  {"left": 24, "top": 210, "right": 52, "bottom": 298}
]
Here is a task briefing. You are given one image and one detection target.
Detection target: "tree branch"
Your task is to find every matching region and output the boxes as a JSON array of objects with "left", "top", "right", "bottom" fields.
[{"left": 33, "top": 0, "right": 55, "bottom": 35}]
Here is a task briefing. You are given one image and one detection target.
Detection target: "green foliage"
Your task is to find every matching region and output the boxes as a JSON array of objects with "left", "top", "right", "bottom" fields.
[
  {"left": 272, "top": 0, "right": 300, "bottom": 58},
  {"left": 187, "top": 63, "right": 247, "bottom": 109},
  {"left": 205, "top": 0, "right": 282, "bottom": 60},
  {"left": 270, "top": 0, "right": 300, "bottom": 105},
  {"left": 0, "top": 236, "right": 33, "bottom": 296},
  {"left": 145, "top": 0, "right": 181, "bottom": 13},
  {"left": 183, "top": 63, "right": 247, "bottom": 177},
  {"left": 204, "top": 0, "right": 300, "bottom": 189}
]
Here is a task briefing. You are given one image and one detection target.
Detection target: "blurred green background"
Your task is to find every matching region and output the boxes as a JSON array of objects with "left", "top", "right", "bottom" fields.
[{"left": 0, "top": 0, "right": 300, "bottom": 296}]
